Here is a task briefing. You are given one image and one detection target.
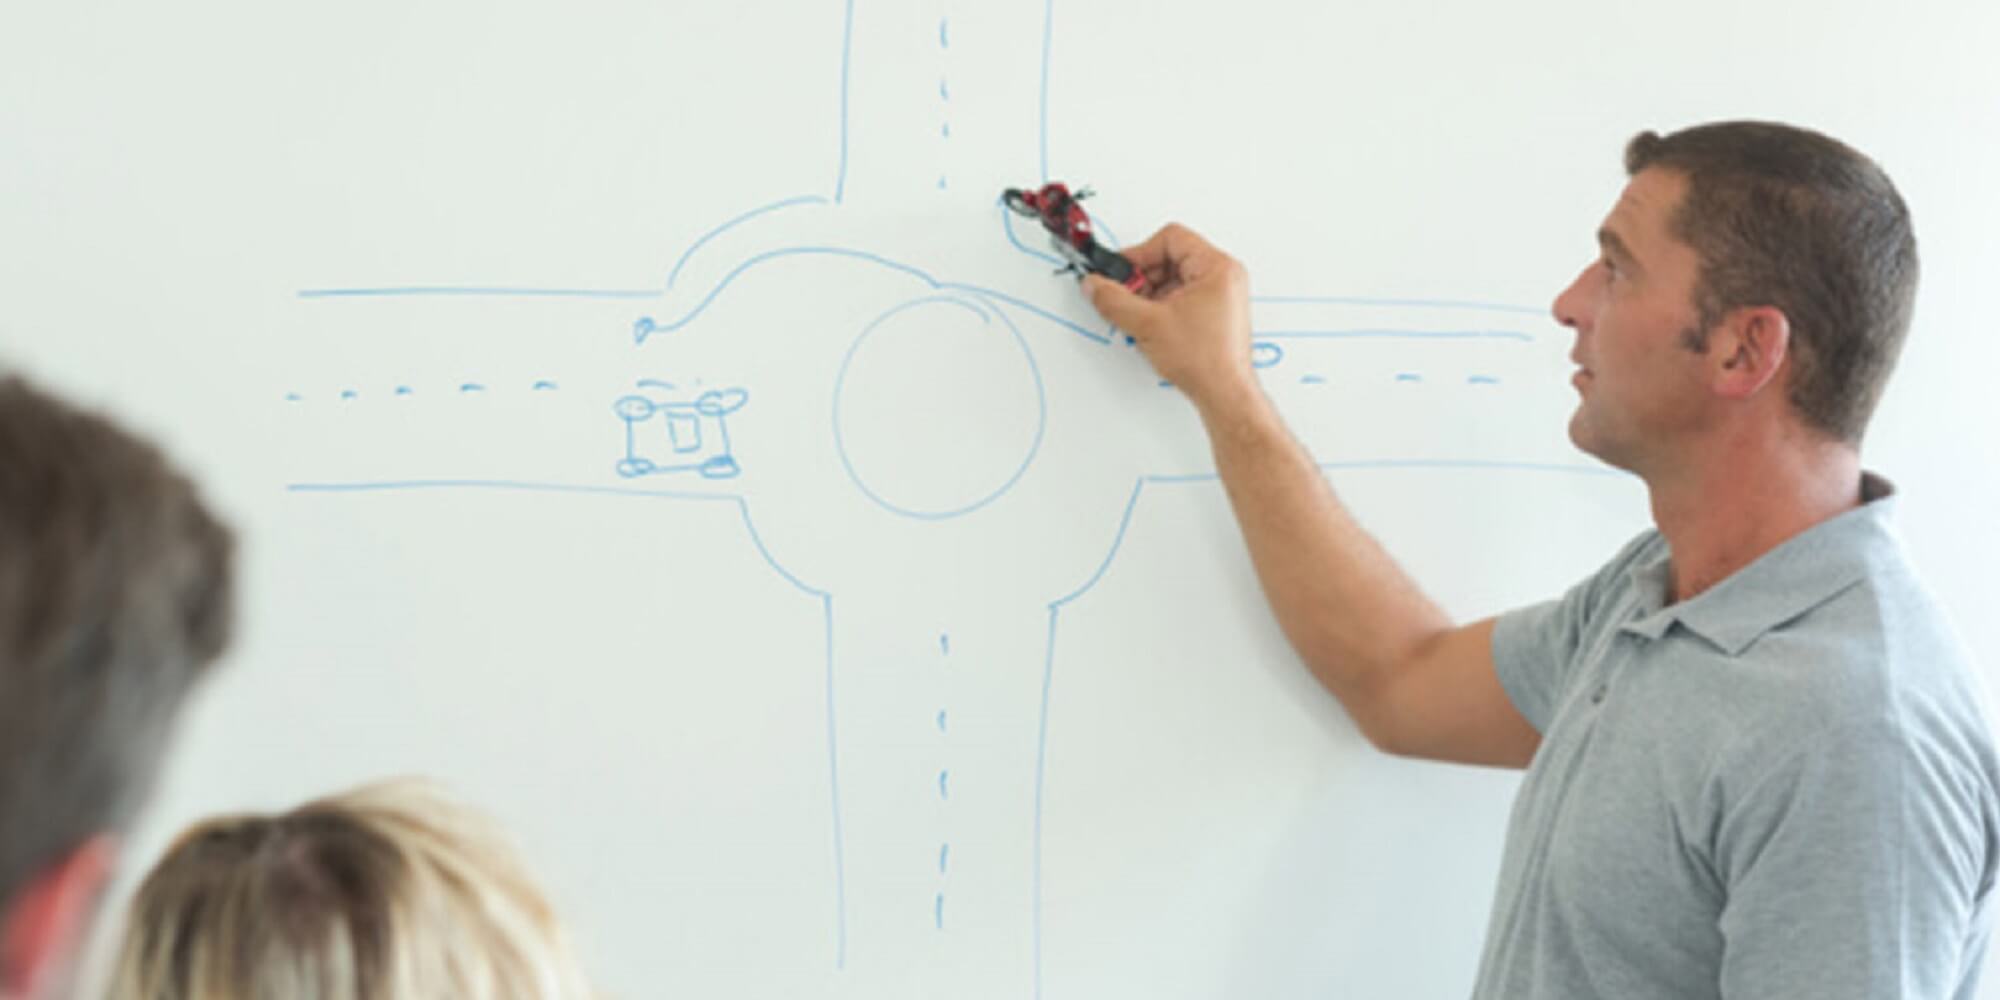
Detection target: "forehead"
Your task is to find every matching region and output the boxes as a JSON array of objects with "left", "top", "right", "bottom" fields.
[{"left": 1604, "top": 167, "right": 1690, "bottom": 251}]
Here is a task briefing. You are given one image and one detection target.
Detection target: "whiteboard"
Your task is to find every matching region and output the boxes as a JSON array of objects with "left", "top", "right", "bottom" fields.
[{"left": 4, "top": 2, "right": 1997, "bottom": 997}]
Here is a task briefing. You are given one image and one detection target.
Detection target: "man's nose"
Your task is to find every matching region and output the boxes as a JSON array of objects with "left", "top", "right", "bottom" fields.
[{"left": 1551, "top": 263, "right": 1594, "bottom": 331}]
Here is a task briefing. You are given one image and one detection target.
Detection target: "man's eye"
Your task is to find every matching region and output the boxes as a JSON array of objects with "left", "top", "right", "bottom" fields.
[{"left": 1601, "top": 257, "right": 1618, "bottom": 277}]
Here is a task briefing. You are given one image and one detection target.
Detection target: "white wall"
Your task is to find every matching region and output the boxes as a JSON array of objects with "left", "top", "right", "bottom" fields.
[{"left": 3, "top": 2, "right": 1996, "bottom": 997}]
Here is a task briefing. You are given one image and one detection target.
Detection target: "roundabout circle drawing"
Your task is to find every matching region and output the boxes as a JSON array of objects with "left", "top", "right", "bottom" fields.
[{"left": 832, "top": 294, "right": 1047, "bottom": 520}]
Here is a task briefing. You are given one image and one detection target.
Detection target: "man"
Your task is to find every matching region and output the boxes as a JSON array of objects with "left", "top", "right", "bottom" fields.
[
  {"left": 1084, "top": 121, "right": 1999, "bottom": 997},
  {"left": 0, "top": 375, "right": 235, "bottom": 1000}
]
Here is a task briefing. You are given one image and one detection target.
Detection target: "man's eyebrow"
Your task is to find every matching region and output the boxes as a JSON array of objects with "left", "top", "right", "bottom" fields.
[{"left": 1597, "top": 227, "right": 1640, "bottom": 270}]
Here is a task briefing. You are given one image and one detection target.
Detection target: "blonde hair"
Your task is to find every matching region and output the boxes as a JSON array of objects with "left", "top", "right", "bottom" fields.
[{"left": 106, "top": 780, "right": 593, "bottom": 1000}]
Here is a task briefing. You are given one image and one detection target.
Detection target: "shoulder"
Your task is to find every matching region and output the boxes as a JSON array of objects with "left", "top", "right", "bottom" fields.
[
  {"left": 1751, "top": 545, "right": 1982, "bottom": 723},
  {"left": 1714, "top": 557, "right": 1998, "bottom": 815}
]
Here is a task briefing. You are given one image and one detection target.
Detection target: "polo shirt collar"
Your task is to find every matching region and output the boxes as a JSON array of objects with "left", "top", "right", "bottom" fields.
[{"left": 1619, "top": 472, "right": 1898, "bottom": 655}]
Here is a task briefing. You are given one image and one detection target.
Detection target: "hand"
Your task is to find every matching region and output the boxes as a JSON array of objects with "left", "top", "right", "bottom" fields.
[{"left": 1082, "top": 223, "right": 1257, "bottom": 411}]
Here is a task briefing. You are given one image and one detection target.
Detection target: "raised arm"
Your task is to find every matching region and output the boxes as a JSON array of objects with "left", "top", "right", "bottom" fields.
[{"left": 1084, "top": 225, "right": 1539, "bottom": 768}]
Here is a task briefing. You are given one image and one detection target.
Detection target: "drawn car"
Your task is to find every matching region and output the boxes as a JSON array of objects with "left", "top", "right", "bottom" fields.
[{"left": 613, "top": 386, "right": 750, "bottom": 479}]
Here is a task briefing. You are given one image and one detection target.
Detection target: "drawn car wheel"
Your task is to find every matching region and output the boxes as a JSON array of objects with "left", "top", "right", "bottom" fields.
[
  {"left": 695, "top": 388, "right": 750, "bottom": 417},
  {"left": 614, "top": 395, "right": 656, "bottom": 421}
]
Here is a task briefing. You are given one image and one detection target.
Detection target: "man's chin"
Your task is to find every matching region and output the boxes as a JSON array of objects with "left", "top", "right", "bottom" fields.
[
  {"left": 1566, "top": 413, "right": 1594, "bottom": 457},
  {"left": 1567, "top": 417, "right": 1620, "bottom": 469},
  {"left": 1571, "top": 428, "right": 1648, "bottom": 480}
]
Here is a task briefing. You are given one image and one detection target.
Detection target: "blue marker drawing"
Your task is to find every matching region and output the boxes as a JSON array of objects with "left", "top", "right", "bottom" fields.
[
  {"left": 1395, "top": 373, "right": 1423, "bottom": 383},
  {"left": 819, "top": 593, "right": 847, "bottom": 969},
  {"left": 1000, "top": 199, "right": 1067, "bottom": 269},
  {"left": 299, "top": 381, "right": 563, "bottom": 403},
  {"left": 299, "top": 286, "right": 656, "bottom": 300},
  {"left": 936, "top": 615, "right": 952, "bottom": 935},
  {"left": 1255, "top": 328, "right": 1534, "bottom": 343},
  {"left": 632, "top": 244, "right": 1114, "bottom": 347},
  {"left": 831, "top": 295, "right": 1049, "bottom": 520},
  {"left": 667, "top": 194, "right": 829, "bottom": 291},
  {"left": 1468, "top": 375, "right": 1501, "bottom": 385},
  {"left": 615, "top": 386, "right": 750, "bottom": 479},
  {"left": 282, "top": 2, "right": 1613, "bottom": 991},
  {"left": 834, "top": 0, "right": 854, "bottom": 202},
  {"left": 1029, "top": 461, "right": 1621, "bottom": 998},
  {"left": 1253, "top": 294, "right": 1545, "bottom": 316},
  {"left": 283, "top": 478, "right": 843, "bottom": 967}
]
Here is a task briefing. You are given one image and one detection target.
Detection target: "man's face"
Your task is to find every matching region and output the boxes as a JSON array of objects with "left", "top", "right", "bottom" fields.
[{"left": 1552, "top": 167, "right": 1715, "bottom": 473}]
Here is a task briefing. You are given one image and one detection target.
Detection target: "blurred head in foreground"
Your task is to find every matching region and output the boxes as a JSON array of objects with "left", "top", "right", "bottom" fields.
[{"left": 106, "top": 780, "right": 593, "bottom": 1000}]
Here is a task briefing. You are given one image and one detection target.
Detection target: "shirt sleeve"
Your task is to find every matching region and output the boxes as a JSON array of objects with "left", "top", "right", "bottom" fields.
[
  {"left": 1714, "top": 723, "right": 1993, "bottom": 999},
  {"left": 1491, "top": 531, "right": 1658, "bottom": 733}
]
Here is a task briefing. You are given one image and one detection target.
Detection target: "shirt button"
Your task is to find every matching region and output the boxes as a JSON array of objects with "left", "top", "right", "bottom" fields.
[{"left": 1591, "top": 684, "right": 1608, "bottom": 705}]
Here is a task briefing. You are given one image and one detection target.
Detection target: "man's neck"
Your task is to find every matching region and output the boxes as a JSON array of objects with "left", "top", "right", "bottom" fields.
[{"left": 1645, "top": 425, "right": 1864, "bottom": 605}]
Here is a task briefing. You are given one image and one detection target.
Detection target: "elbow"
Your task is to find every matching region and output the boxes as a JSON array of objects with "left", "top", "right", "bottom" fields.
[
  {"left": 1290, "top": 631, "right": 1435, "bottom": 760},
  {"left": 1356, "top": 715, "right": 1418, "bottom": 759},
  {"left": 1311, "top": 658, "right": 1413, "bottom": 758}
]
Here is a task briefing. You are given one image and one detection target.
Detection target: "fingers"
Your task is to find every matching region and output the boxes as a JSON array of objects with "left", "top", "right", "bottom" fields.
[
  {"left": 1119, "top": 223, "right": 1227, "bottom": 294},
  {"left": 1155, "top": 223, "right": 1222, "bottom": 265},
  {"left": 1082, "top": 274, "right": 1156, "bottom": 334},
  {"left": 1117, "top": 227, "right": 1176, "bottom": 275}
]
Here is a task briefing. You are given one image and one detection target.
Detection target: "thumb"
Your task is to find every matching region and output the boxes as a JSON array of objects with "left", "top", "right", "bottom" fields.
[{"left": 1082, "top": 274, "right": 1153, "bottom": 335}]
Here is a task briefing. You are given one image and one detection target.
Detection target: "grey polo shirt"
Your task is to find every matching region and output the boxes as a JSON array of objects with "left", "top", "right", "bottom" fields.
[{"left": 1473, "top": 474, "right": 2000, "bottom": 999}]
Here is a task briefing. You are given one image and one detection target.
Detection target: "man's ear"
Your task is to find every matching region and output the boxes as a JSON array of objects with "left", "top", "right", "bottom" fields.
[
  {"left": 1710, "top": 305, "right": 1791, "bottom": 401},
  {"left": 1, "top": 836, "right": 116, "bottom": 1000}
]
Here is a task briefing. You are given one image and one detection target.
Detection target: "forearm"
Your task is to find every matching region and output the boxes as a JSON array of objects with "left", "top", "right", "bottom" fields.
[
  {"left": 1082, "top": 228, "right": 1526, "bottom": 763},
  {"left": 1194, "top": 379, "right": 1455, "bottom": 726}
]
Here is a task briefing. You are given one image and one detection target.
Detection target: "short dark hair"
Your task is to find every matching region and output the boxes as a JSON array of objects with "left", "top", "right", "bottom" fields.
[
  {"left": 0, "top": 374, "right": 236, "bottom": 905},
  {"left": 1625, "top": 121, "right": 1919, "bottom": 444}
]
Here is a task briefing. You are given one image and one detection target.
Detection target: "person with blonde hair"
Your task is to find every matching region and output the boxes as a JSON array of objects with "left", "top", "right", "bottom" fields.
[{"left": 106, "top": 780, "right": 593, "bottom": 1000}]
